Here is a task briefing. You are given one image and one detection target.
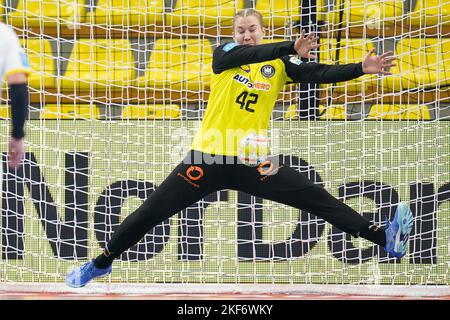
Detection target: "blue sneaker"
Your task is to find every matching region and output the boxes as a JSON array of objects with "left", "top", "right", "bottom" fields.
[
  {"left": 65, "top": 260, "right": 112, "bottom": 288},
  {"left": 384, "top": 202, "right": 414, "bottom": 259}
]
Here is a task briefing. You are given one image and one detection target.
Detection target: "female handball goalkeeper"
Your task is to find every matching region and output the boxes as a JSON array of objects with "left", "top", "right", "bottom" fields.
[{"left": 66, "top": 8, "right": 413, "bottom": 287}]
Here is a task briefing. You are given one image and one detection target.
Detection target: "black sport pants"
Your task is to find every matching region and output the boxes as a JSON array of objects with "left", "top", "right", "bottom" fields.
[{"left": 102, "top": 150, "right": 376, "bottom": 260}]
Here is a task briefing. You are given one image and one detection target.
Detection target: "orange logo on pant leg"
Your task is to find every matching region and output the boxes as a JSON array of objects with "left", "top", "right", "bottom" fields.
[
  {"left": 258, "top": 161, "right": 283, "bottom": 181},
  {"left": 257, "top": 160, "right": 273, "bottom": 175},
  {"left": 186, "top": 166, "right": 204, "bottom": 181}
]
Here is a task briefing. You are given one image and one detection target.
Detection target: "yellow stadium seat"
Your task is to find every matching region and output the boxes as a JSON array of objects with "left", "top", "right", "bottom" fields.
[
  {"left": 40, "top": 104, "right": 100, "bottom": 119},
  {"left": 255, "top": 0, "right": 301, "bottom": 28},
  {"left": 284, "top": 105, "right": 298, "bottom": 119},
  {"left": 8, "top": 0, "right": 85, "bottom": 28},
  {"left": 318, "top": 104, "right": 347, "bottom": 119},
  {"left": 382, "top": 38, "right": 450, "bottom": 91},
  {"left": 367, "top": 104, "right": 431, "bottom": 120},
  {"left": 122, "top": 104, "right": 180, "bottom": 119},
  {"left": 20, "top": 39, "right": 55, "bottom": 89},
  {"left": 86, "top": 0, "right": 164, "bottom": 27},
  {"left": 0, "top": 105, "right": 10, "bottom": 119},
  {"left": 408, "top": 0, "right": 450, "bottom": 27},
  {"left": 136, "top": 39, "right": 212, "bottom": 91},
  {"left": 326, "top": 0, "right": 403, "bottom": 28},
  {"left": 316, "top": 0, "right": 330, "bottom": 22},
  {"left": 168, "top": 0, "right": 245, "bottom": 26},
  {"left": 321, "top": 38, "right": 377, "bottom": 93},
  {"left": 61, "top": 39, "right": 135, "bottom": 90}
]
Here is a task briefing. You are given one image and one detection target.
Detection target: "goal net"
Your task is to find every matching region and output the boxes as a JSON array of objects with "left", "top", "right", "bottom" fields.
[{"left": 0, "top": 0, "right": 449, "bottom": 294}]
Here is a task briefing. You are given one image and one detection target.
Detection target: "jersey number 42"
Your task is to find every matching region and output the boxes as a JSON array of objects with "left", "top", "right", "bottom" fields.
[{"left": 236, "top": 91, "right": 259, "bottom": 113}]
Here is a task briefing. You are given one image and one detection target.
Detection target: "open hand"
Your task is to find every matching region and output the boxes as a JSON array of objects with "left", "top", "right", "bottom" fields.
[
  {"left": 362, "top": 49, "right": 397, "bottom": 75},
  {"left": 294, "top": 29, "right": 321, "bottom": 59},
  {"left": 8, "top": 137, "right": 25, "bottom": 169}
]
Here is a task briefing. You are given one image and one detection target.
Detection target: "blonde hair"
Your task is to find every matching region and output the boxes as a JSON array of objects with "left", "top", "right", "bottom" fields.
[{"left": 233, "top": 8, "right": 264, "bottom": 30}]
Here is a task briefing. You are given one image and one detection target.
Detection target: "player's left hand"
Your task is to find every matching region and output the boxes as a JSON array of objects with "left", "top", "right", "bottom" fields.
[
  {"left": 8, "top": 137, "right": 25, "bottom": 169},
  {"left": 294, "top": 29, "right": 321, "bottom": 59},
  {"left": 362, "top": 49, "right": 397, "bottom": 75}
]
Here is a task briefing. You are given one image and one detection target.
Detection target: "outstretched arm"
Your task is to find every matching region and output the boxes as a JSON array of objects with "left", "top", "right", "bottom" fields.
[
  {"left": 281, "top": 49, "right": 396, "bottom": 83},
  {"left": 213, "top": 30, "right": 321, "bottom": 74},
  {"left": 213, "top": 41, "right": 296, "bottom": 74}
]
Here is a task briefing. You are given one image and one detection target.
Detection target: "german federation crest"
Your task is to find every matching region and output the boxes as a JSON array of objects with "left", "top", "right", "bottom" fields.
[{"left": 261, "top": 65, "right": 275, "bottom": 78}]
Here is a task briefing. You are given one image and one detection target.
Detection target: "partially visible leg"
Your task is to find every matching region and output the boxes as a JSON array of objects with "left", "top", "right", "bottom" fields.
[
  {"left": 65, "top": 152, "right": 223, "bottom": 287},
  {"left": 235, "top": 160, "right": 386, "bottom": 246},
  {"left": 95, "top": 156, "right": 222, "bottom": 266}
]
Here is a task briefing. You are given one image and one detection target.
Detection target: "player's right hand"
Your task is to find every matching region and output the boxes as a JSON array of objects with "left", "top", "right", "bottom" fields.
[{"left": 8, "top": 137, "right": 25, "bottom": 169}]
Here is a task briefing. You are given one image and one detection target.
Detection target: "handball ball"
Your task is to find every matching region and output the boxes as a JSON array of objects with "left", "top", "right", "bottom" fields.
[{"left": 238, "top": 133, "right": 270, "bottom": 166}]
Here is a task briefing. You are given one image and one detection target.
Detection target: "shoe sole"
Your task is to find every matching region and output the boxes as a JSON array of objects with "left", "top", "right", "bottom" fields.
[
  {"left": 65, "top": 271, "right": 112, "bottom": 288},
  {"left": 393, "top": 202, "right": 413, "bottom": 257},
  {"left": 396, "top": 203, "right": 413, "bottom": 235}
]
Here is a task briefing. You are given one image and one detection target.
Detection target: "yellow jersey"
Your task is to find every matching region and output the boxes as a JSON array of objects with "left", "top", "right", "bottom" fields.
[
  {"left": 191, "top": 41, "right": 364, "bottom": 156},
  {"left": 192, "top": 42, "right": 294, "bottom": 156}
]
